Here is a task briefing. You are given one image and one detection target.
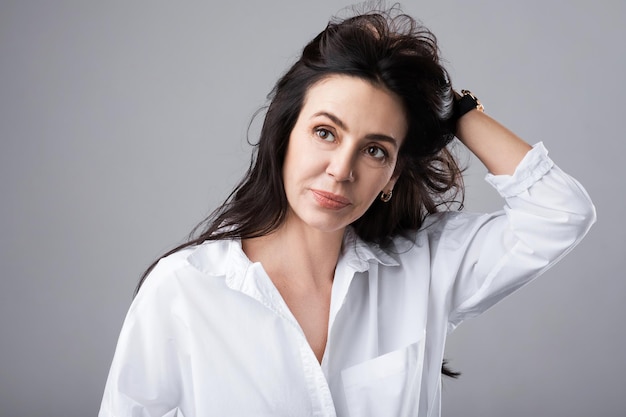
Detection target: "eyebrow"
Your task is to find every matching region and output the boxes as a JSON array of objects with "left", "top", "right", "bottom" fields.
[{"left": 311, "top": 111, "right": 400, "bottom": 148}]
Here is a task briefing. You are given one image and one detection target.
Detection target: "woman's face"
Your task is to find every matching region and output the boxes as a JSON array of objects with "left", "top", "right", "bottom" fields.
[{"left": 282, "top": 74, "right": 408, "bottom": 235}]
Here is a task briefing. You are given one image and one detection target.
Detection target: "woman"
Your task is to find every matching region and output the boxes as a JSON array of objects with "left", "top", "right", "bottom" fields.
[{"left": 99, "top": 9, "right": 595, "bottom": 417}]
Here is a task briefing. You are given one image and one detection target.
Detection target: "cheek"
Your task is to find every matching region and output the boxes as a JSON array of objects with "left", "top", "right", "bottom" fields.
[
  {"left": 286, "top": 143, "right": 326, "bottom": 178},
  {"left": 361, "top": 165, "right": 395, "bottom": 192}
]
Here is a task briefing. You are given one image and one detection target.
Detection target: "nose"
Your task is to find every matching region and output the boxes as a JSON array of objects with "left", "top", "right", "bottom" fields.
[{"left": 326, "top": 147, "right": 356, "bottom": 182}]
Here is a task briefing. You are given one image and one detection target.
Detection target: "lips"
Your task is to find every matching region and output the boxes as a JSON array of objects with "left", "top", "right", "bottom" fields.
[{"left": 311, "top": 189, "right": 351, "bottom": 210}]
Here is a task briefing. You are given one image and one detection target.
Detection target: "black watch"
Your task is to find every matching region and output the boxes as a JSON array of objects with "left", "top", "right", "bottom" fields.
[{"left": 455, "top": 90, "right": 484, "bottom": 119}]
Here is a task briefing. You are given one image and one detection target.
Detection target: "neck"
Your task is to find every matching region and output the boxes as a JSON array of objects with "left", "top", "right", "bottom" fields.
[{"left": 242, "top": 217, "right": 345, "bottom": 289}]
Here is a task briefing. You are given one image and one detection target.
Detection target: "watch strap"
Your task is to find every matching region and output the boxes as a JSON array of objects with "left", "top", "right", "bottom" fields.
[{"left": 455, "top": 90, "right": 484, "bottom": 119}]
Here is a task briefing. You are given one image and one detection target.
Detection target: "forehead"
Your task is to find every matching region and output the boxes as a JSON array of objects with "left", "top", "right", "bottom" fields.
[{"left": 300, "top": 75, "right": 408, "bottom": 142}]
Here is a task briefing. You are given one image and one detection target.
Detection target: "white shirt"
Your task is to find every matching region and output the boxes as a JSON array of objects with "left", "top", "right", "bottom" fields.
[{"left": 99, "top": 143, "right": 595, "bottom": 417}]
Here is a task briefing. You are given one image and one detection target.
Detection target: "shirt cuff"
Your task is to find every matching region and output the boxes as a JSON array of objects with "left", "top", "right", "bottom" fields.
[{"left": 484, "top": 142, "right": 555, "bottom": 198}]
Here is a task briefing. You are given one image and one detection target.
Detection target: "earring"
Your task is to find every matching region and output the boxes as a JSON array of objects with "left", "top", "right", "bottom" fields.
[{"left": 380, "top": 190, "right": 393, "bottom": 202}]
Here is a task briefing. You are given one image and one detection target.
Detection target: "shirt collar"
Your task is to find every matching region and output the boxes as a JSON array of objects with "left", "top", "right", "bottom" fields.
[
  {"left": 185, "top": 238, "right": 253, "bottom": 290},
  {"left": 340, "top": 227, "right": 400, "bottom": 272},
  {"left": 186, "top": 239, "right": 231, "bottom": 277},
  {"left": 186, "top": 227, "right": 401, "bottom": 282},
  {"left": 185, "top": 239, "right": 270, "bottom": 309}
]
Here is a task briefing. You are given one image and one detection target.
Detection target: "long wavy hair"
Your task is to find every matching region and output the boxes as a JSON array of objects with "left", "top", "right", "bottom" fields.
[{"left": 138, "top": 7, "right": 463, "bottom": 377}]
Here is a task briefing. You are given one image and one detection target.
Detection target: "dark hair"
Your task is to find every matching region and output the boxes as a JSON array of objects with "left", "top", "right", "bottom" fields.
[{"left": 138, "top": 7, "right": 463, "bottom": 377}]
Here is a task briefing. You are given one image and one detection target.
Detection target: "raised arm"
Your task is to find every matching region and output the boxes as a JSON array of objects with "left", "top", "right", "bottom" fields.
[
  {"left": 439, "top": 93, "right": 596, "bottom": 328},
  {"left": 454, "top": 92, "right": 532, "bottom": 175}
]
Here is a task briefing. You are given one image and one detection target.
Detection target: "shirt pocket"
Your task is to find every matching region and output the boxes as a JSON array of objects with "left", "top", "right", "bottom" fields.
[{"left": 341, "top": 334, "right": 425, "bottom": 417}]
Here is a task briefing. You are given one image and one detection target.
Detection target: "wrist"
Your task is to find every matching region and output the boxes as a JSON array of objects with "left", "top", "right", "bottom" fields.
[{"left": 454, "top": 90, "right": 484, "bottom": 120}]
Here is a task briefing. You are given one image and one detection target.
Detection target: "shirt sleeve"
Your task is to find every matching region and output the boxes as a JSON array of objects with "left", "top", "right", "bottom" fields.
[
  {"left": 99, "top": 259, "right": 190, "bottom": 417},
  {"left": 445, "top": 142, "right": 596, "bottom": 332}
]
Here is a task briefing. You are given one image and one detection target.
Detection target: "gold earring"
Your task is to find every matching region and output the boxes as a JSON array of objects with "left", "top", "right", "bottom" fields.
[{"left": 380, "top": 190, "right": 392, "bottom": 202}]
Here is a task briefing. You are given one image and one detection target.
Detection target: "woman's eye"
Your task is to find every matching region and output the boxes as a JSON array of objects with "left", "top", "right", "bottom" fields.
[
  {"left": 365, "top": 146, "right": 387, "bottom": 160},
  {"left": 315, "top": 128, "right": 335, "bottom": 142}
]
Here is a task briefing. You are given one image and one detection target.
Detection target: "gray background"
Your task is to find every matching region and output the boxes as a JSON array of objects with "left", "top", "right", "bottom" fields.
[{"left": 1, "top": 1, "right": 623, "bottom": 416}]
